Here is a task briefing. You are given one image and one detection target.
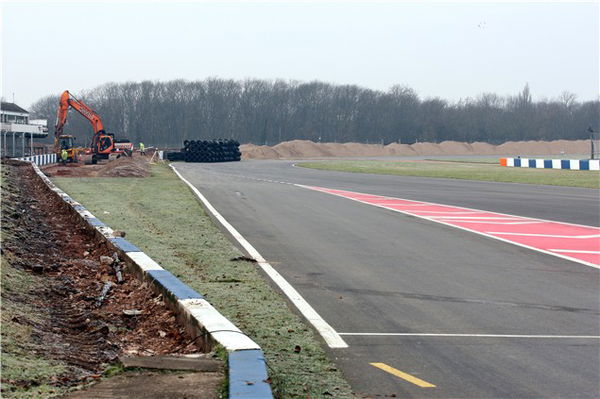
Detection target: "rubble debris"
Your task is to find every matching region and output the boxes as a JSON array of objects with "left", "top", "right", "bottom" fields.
[
  {"left": 100, "top": 255, "right": 114, "bottom": 265},
  {"left": 230, "top": 256, "right": 257, "bottom": 263},
  {"left": 96, "top": 282, "right": 113, "bottom": 307},
  {"left": 113, "top": 264, "right": 123, "bottom": 284},
  {"left": 111, "top": 252, "right": 123, "bottom": 283},
  {"left": 123, "top": 309, "right": 143, "bottom": 316},
  {"left": 32, "top": 263, "right": 45, "bottom": 274}
]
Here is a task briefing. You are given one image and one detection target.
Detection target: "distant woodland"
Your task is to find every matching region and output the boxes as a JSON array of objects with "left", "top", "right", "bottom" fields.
[{"left": 30, "top": 79, "right": 599, "bottom": 147}]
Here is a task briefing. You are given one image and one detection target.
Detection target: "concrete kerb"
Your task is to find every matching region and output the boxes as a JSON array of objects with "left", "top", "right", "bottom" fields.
[
  {"left": 499, "top": 157, "right": 600, "bottom": 171},
  {"left": 29, "top": 162, "right": 274, "bottom": 399}
]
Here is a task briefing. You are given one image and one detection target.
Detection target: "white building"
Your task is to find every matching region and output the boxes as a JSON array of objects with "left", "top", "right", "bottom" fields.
[{"left": 1, "top": 102, "right": 49, "bottom": 157}]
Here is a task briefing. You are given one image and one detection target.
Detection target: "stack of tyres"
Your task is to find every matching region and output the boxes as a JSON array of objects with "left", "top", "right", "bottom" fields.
[{"left": 181, "top": 139, "right": 241, "bottom": 163}]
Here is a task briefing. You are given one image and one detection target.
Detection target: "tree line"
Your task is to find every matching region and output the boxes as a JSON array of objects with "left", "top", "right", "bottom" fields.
[{"left": 30, "top": 79, "right": 599, "bottom": 147}]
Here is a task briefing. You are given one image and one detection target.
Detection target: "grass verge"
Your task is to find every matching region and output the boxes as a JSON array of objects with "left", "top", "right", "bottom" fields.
[
  {"left": 298, "top": 160, "right": 600, "bottom": 188},
  {"left": 52, "top": 164, "right": 354, "bottom": 398}
]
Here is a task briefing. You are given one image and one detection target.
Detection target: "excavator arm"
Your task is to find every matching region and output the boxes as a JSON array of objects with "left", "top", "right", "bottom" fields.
[{"left": 55, "top": 90, "right": 105, "bottom": 138}]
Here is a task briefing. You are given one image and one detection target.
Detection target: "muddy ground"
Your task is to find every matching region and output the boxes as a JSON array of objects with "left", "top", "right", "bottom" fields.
[
  {"left": 1, "top": 160, "right": 221, "bottom": 397},
  {"left": 43, "top": 155, "right": 150, "bottom": 178}
]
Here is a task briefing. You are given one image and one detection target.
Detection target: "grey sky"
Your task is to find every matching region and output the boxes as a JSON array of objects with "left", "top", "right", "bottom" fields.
[{"left": 2, "top": 1, "right": 598, "bottom": 109}]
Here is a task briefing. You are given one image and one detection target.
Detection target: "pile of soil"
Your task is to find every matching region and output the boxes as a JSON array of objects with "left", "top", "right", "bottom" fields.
[
  {"left": 240, "top": 139, "right": 590, "bottom": 159},
  {"left": 43, "top": 155, "right": 150, "bottom": 178},
  {"left": 1, "top": 160, "right": 205, "bottom": 395}
]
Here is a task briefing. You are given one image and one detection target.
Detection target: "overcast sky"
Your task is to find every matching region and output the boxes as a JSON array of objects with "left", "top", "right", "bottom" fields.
[{"left": 2, "top": 1, "right": 598, "bottom": 109}]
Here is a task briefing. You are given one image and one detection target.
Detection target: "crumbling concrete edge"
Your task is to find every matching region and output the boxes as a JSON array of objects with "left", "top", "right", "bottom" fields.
[{"left": 30, "top": 162, "right": 273, "bottom": 399}]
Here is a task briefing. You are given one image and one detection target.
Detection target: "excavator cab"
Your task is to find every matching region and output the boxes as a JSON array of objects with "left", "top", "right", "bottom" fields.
[
  {"left": 55, "top": 135, "right": 80, "bottom": 163},
  {"left": 97, "top": 135, "right": 113, "bottom": 152},
  {"left": 59, "top": 135, "right": 75, "bottom": 150}
]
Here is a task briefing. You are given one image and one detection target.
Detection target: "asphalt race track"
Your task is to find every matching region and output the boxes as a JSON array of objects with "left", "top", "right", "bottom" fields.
[{"left": 175, "top": 160, "right": 600, "bottom": 398}]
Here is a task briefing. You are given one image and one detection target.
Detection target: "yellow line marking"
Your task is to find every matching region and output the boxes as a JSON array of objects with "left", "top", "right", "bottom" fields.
[{"left": 370, "top": 362, "right": 436, "bottom": 388}]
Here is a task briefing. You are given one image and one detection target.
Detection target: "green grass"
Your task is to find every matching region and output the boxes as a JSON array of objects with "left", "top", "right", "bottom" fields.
[
  {"left": 299, "top": 160, "right": 600, "bottom": 188},
  {"left": 423, "top": 158, "right": 499, "bottom": 164},
  {"left": 1, "top": 255, "right": 70, "bottom": 398},
  {"left": 52, "top": 164, "right": 353, "bottom": 398}
]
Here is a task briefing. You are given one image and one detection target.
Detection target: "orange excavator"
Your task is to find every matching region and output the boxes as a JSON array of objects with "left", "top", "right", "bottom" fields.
[{"left": 54, "top": 90, "right": 132, "bottom": 164}]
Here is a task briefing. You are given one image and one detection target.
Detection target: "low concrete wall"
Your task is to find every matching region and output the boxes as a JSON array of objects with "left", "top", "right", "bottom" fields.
[
  {"left": 29, "top": 162, "right": 273, "bottom": 399},
  {"left": 500, "top": 158, "right": 600, "bottom": 170}
]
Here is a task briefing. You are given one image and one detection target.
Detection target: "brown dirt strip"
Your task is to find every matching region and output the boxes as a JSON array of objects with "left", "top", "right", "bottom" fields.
[
  {"left": 1, "top": 160, "right": 220, "bottom": 397},
  {"left": 42, "top": 155, "right": 150, "bottom": 178}
]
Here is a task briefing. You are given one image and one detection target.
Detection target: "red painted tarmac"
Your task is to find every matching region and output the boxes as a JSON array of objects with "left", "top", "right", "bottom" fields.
[{"left": 301, "top": 186, "right": 600, "bottom": 268}]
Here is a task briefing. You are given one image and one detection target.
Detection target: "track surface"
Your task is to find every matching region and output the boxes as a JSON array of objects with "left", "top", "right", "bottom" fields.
[
  {"left": 175, "top": 160, "right": 600, "bottom": 398},
  {"left": 303, "top": 185, "right": 600, "bottom": 267}
]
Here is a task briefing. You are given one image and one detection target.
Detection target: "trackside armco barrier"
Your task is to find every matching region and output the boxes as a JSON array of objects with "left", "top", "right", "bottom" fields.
[
  {"left": 28, "top": 162, "right": 274, "bottom": 399},
  {"left": 15, "top": 153, "right": 57, "bottom": 166},
  {"left": 500, "top": 157, "right": 600, "bottom": 171}
]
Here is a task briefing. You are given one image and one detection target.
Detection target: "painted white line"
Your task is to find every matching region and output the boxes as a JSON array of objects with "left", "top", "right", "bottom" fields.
[
  {"left": 297, "top": 185, "right": 600, "bottom": 269},
  {"left": 431, "top": 216, "right": 526, "bottom": 220},
  {"left": 409, "top": 211, "right": 480, "bottom": 214},
  {"left": 449, "top": 220, "right": 543, "bottom": 225},
  {"left": 550, "top": 249, "right": 600, "bottom": 254},
  {"left": 339, "top": 333, "right": 600, "bottom": 339},
  {"left": 170, "top": 165, "right": 348, "bottom": 349},
  {"left": 381, "top": 203, "right": 430, "bottom": 207},
  {"left": 489, "top": 233, "right": 600, "bottom": 239}
]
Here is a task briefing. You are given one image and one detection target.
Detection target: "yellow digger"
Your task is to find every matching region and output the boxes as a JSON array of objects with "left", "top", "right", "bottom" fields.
[{"left": 55, "top": 134, "right": 83, "bottom": 163}]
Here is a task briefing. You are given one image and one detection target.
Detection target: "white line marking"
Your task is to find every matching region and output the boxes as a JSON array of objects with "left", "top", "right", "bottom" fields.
[
  {"left": 297, "top": 185, "right": 600, "bottom": 269},
  {"left": 409, "top": 211, "right": 480, "bottom": 214},
  {"left": 375, "top": 203, "right": 430, "bottom": 207},
  {"left": 171, "top": 165, "right": 348, "bottom": 349},
  {"left": 449, "top": 220, "right": 543, "bottom": 225},
  {"left": 489, "top": 233, "right": 600, "bottom": 239},
  {"left": 550, "top": 249, "right": 600, "bottom": 254},
  {"left": 339, "top": 333, "right": 600, "bottom": 339},
  {"left": 431, "top": 216, "right": 526, "bottom": 220}
]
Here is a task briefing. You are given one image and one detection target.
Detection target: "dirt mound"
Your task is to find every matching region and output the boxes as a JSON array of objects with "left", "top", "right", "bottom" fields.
[
  {"left": 43, "top": 155, "right": 150, "bottom": 178},
  {"left": 438, "top": 141, "right": 473, "bottom": 155},
  {"left": 239, "top": 144, "right": 280, "bottom": 160},
  {"left": 385, "top": 143, "right": 418, "bottom": 156},
  {"left": 241, "top": 139, "right": 589, "bottom": 159},
  {"left": 470, "top": 142, "right": 498, "bottom": 154},
  {"left": 98, "top": 156, "right": 149, "bottom": 177}
]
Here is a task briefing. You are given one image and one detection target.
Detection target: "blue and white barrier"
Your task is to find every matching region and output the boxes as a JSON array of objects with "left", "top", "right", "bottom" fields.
[
  {"left": 29, "top": 162, "right": 273, "bottom": 399},
  {"left": 500, "top": 157, "right": 600, "bottom": 171},
  {"left": 16, "top": 153, "right": 57, "bottom": 166}
]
